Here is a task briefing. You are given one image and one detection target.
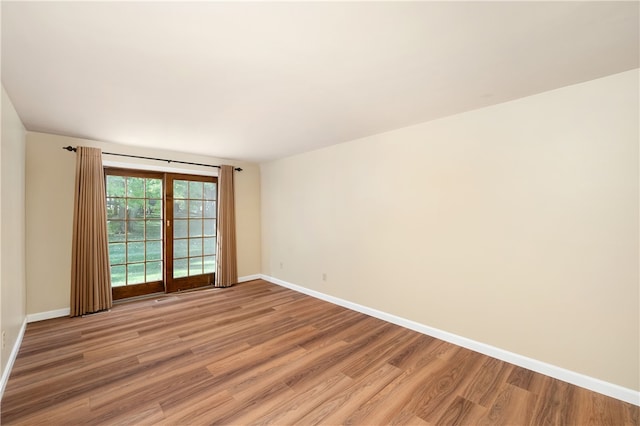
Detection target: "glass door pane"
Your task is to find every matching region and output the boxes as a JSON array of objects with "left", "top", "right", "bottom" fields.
[
  {"left": 166, "top": 174, "right": 217, "bottom": 292},
  {"left": 105, "top": 169, "right": 165, "bottom": 300}
]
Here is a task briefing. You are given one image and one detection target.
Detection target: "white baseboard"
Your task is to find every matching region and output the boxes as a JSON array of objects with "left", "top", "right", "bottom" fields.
[
  {"left": 0, "top": 318, "right": 27, "bottom": 401},
  {"left": 238, "top": 274, "right": 262, "bottom": 283},
  {"left": 260, "top": 274, "right": 639, "bottom": 407},
  {"left": 27, "top": 308, "right": 70, "bottom": 323}
]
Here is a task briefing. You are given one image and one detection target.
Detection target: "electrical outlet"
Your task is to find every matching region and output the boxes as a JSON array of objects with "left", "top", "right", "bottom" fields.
[
  {"left": 322, "top": 273, "right": 327, "bottom": 282},
  {"left": 279, "top": 262, "right": 283, "bottom": 269},
  {"left": 2, "top": 331, "right": 5, "bottom": 350}
]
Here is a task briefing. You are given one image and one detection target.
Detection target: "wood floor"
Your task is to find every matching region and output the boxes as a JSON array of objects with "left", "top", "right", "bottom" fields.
[{"left": 2, "top": 280, "right": 637, "bottom": 425}]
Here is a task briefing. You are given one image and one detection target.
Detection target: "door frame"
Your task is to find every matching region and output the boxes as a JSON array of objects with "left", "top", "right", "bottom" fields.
[{"left": 105, "top": 167, "right": 217, "bottom": 300}]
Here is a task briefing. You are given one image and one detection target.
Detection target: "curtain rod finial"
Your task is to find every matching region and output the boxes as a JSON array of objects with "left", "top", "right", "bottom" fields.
[
  {"left": 234, "top": 167, "right": 243, "bottom": 172},
  {"left": 62, "top": 146, "right": 77, "bottom": 152}
]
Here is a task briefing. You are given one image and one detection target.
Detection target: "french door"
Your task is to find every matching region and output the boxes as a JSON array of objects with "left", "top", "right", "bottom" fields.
[
  {"left": 165, "top": 174, "right": 217, "bottom": 293},
  {"left": 105, "top": 168, "right": 217, "bottom": 299}
]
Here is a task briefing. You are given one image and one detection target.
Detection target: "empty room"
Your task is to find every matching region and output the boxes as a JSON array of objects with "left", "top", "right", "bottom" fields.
[{"left": 1, "top": 1, "right": 638, "bottom": 424}]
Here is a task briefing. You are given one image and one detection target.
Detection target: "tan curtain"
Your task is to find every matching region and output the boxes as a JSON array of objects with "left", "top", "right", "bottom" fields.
[
  {"left": 215, "top": 165, "right": 238, "bottom": 288},
  {"left": 70, "top": 147, "right": 112, "bottom": 316}
]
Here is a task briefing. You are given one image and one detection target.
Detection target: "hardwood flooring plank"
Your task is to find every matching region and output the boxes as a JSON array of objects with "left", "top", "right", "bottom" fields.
[
  {"left": 529, "top": 376, "right": 577, "bottom": 425},
  {"left": 1, "top": 355, "right": 141, "bottom": 423},
  {"left": 387, "top": 333, "right": 436, "bottom": 369},
  {"left": 282, "top": 321, "right": 394, "bottom": 392},
  {"left": 354, "top": 357, "right": 449, "bottom": 424},
  {"left": 300, "top": 363, "right": 403, "bottom": 425},
  {"left": 251, "top": 372, "right": 355, "bottom": 426},
  {"left": 304, "top": 305, "right": 363, "bottom": 332},
  {"left": 390, "top": 409, "right": 434, "bottom": 425},
  {"left": 569, "top": 386, "right": 630, "bottom": 426},
  {"left": 186, "top": 316, "right": 294, "bottom": 351},
  {"left": 88, "top": 366, "right": 214, "bottom": 422},
  {"left": 479, "top": 383, "right": 538, "bottom": 425},
  {"left": 4, "top": 353, "right": 85, "bottom": 389},
  {"left": 87, "top": 342, "right": 248, "bottom": 409},
  {"left": 340, "top": 325, "right": 414, "bottom": 380},
  {"left": 208, "top": 381, "right": 296, "bottom": 425},
  {"left": 296, "top": 312, "right": 372, "bottom": 350},
  {"left": 461, "top": 356, "right": 513, "bottom": 407},
  {"left": 411, "top": 348, "right": 486, "bottom": 423},
  {"left": 89, "top": 402, "right": 166, "bottom": 426},
  {"left": 3, "top": 397, "right": 92, "bottom": 426},
  {"left": 506, "top": 365, "right": 548, "bottom": 395},
  {"left": 160, "top": 389, "right": 235, "bottom": 424},
  {"left": 206, "top": 342, "right": 307, "bottom": 389},
  {"left": 434, "top": 395, "right": 487, "bottom": 426},
  {"left": 227, "top": 345, "right": 310, "bottom": 401}
]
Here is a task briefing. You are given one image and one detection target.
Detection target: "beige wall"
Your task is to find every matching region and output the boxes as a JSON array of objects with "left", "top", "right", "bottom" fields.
[
  {"left": 1, "top": 86, "right": 27, "bottom": 377},
  {"left": 261, "top": 69, "right": 639, "bottom": 391},
  {"left": 26, "top": 132, "right": 261, "bottom": 315}
]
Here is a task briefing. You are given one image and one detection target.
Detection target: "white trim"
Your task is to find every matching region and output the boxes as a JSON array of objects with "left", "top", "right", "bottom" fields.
[
  {"left": 238, "top": 274, "right": 262, "bottom": 283},
  {"left": 27, "top": 308, "right": 70, "bottom": 323},
  {"left": 103, "top": 160, "right": 219, "bottom": 177},
  {"left": 260, "top": 274, "right": 640, "bottom": 407},
  {"left": 0, "top": 318, "right": 27, "bottom": 400}
]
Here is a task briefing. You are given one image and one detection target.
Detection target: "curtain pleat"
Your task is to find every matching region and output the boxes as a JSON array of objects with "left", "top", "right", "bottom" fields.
[
  {"left": 70, "top": 147, "right": 112, "bottom": 316},
  {"left": 215, "top": 165, "right": 238, "bottom": 288}
]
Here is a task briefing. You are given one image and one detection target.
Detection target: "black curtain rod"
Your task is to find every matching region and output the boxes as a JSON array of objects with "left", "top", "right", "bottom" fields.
[{"left": 62, "top": 146, "right": 243, "bottom": 172}]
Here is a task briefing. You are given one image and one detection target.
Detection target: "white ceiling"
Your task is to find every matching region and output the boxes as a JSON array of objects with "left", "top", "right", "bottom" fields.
[{"left": 2, "top": 1, "right": 638, "bottom": 163}]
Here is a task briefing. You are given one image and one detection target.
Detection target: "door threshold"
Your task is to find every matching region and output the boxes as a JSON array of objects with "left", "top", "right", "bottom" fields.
[
  {"left": 113, "top": 285, "right": 223, "bottom": 305},
  {"left": 113, "top": 291, "right": 167, "bottom": 304}
]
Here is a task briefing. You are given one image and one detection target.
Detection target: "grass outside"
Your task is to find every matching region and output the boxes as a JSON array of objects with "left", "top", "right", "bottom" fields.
[
  {"left": 108, "top": 220, "right": 216, "bottom": 286},
  {"left": 110, "top": 256, "right": 215, "bottom": 286}
]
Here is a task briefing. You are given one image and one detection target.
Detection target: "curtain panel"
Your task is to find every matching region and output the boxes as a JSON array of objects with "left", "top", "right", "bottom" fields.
[
  {"left": 215, "top": 165, "right": 238, "bottom": 287},
  {"left": 70, "top": 146, "right": 113, "bottom": 316}
]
